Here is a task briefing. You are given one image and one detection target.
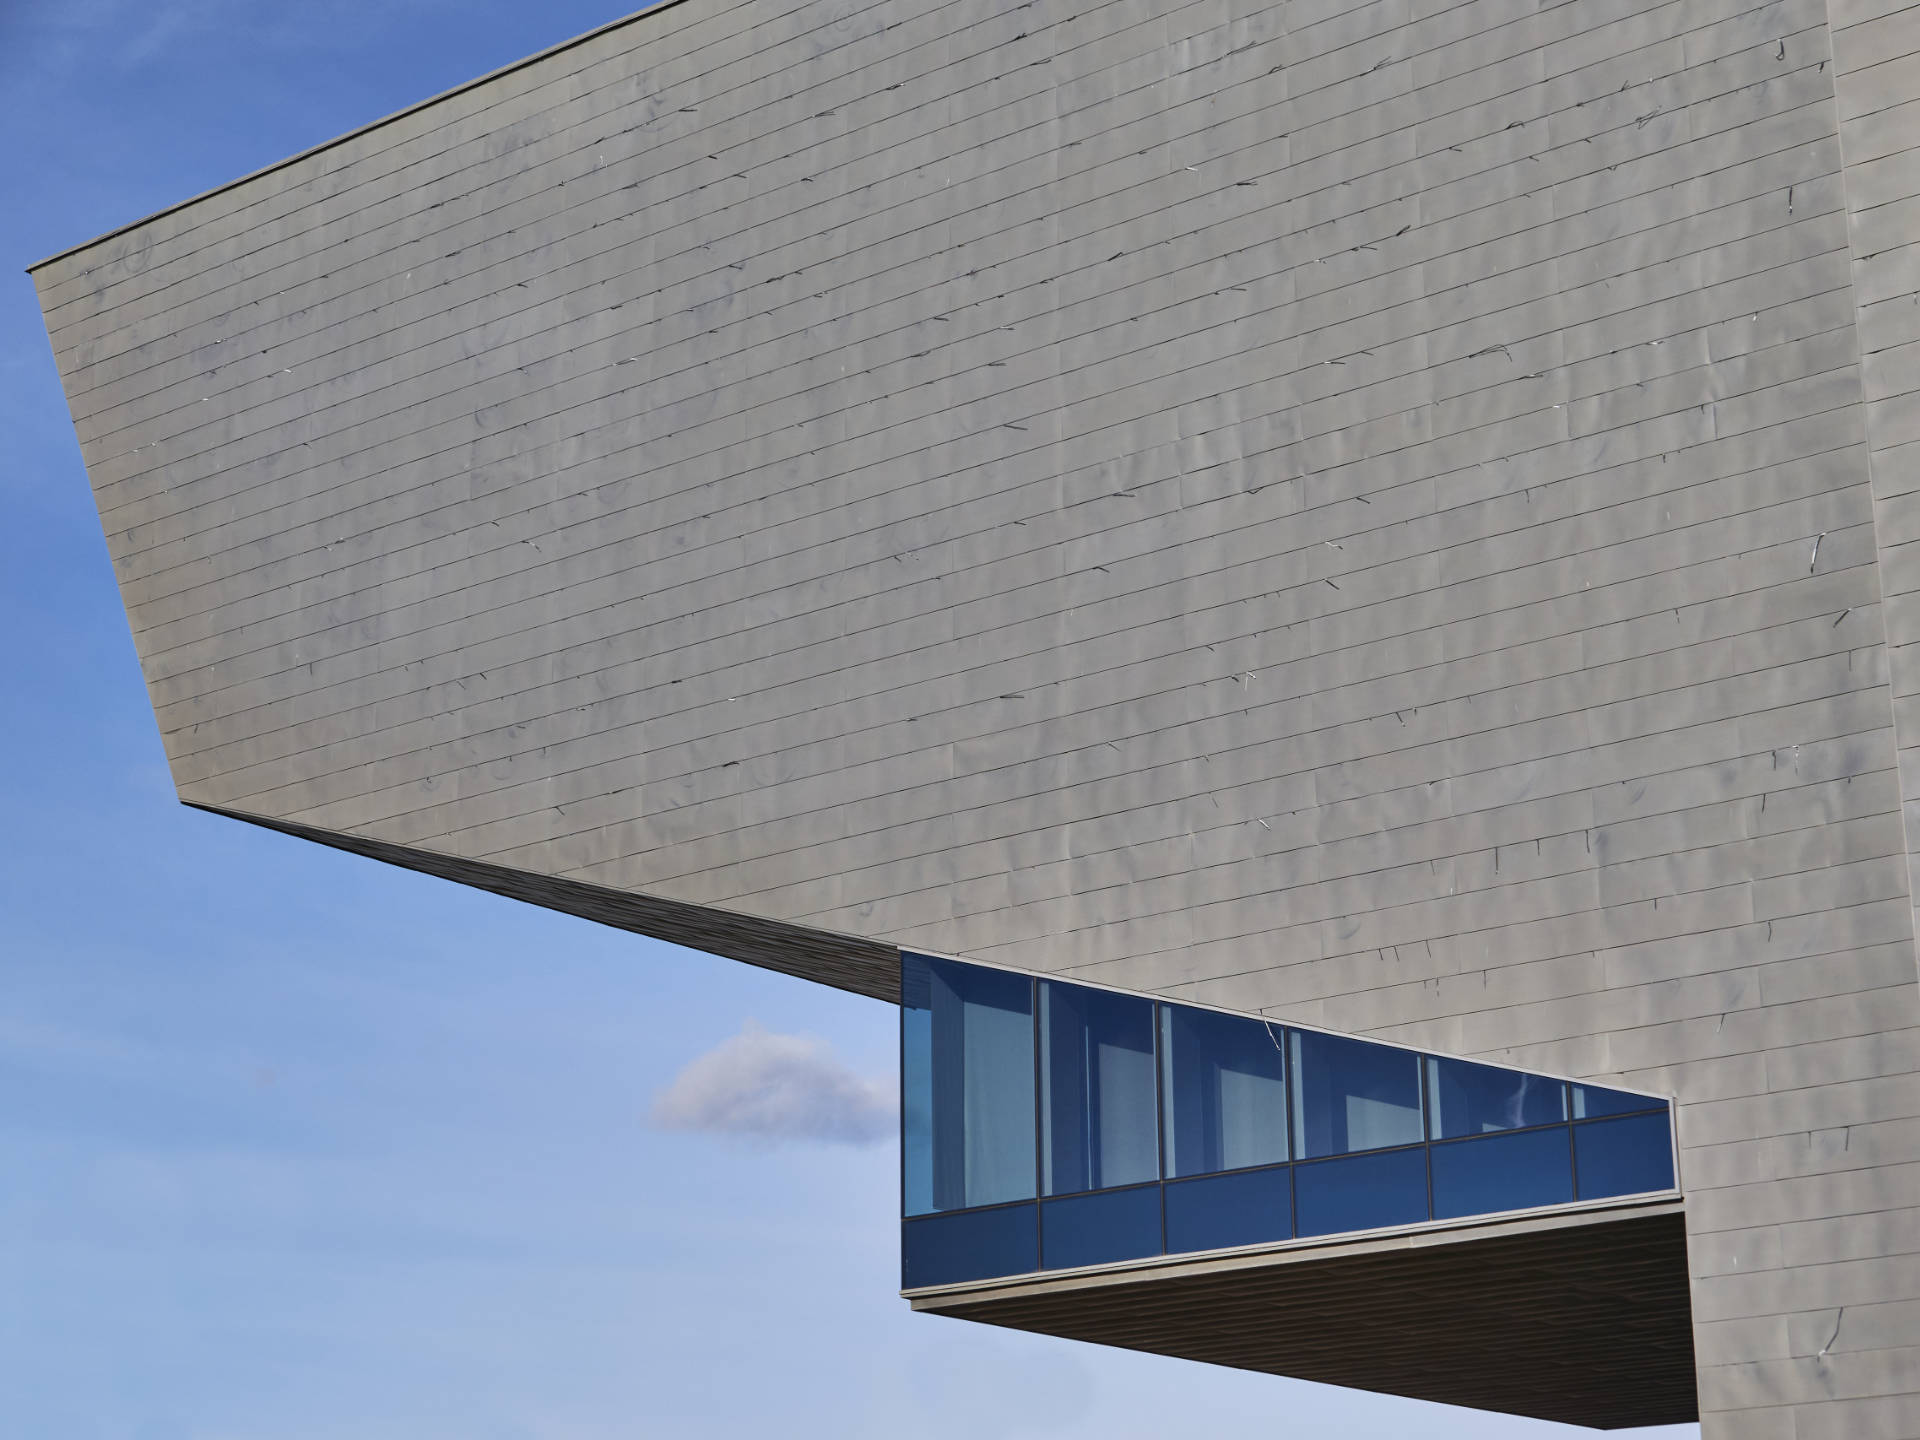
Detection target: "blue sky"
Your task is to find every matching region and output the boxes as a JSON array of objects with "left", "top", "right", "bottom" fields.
[{"left": 1, "top": 3, "right": 1699, "bottom": 1435}]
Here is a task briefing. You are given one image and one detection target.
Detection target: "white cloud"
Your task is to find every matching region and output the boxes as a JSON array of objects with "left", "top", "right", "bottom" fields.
[{"left": 650, "top": 1022, "right": 894, "bottom": 1146}]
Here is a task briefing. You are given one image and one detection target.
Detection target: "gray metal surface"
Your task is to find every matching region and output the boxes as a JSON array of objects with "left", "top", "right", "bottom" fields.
[{"left": 31, "top": 0, "right": 1920, "bottom": 1431}]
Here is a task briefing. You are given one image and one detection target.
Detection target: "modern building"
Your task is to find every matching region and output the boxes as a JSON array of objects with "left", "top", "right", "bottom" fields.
[{"left": 28, "top": 0, "right": 1920, "bottom": 1431}]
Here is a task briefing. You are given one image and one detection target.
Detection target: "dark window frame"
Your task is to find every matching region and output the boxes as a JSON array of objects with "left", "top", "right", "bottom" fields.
[{"left": 899, "top": 953, "right": 1677, "bottom": 1286}]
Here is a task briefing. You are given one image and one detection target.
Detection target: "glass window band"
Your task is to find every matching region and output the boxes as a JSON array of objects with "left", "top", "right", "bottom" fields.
[{"left": 899, "top": 954, "right": 1677, "bottom": 1288}]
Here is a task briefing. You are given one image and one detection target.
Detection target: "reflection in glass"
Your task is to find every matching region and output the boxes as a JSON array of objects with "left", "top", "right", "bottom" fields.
[
  {"left": 900, "top": 954, "right": 1685, "bottom": 1284},
  {"left": 1041, "top": 981, "right": 1158, "bottom": 1194},
  {"left": 1427, "top": 1056, "right": 1567, "bottom": 1138},
  {"left": 1431, "top": 1127, "right": 1573, "bottom": 1219},
  {"left": 1291, "top": 1029, "right": 1424, "bottom": 1157},
  {"left": 1160, "top": 1003, "right": 1289, "bottom": 1177},
  {"left": 1294, "top": 1147, "right": 1429, "bottom": 1236},
  {"left": 1164, "top": 1166, "right": 1293, "bottom": 1253},
  {"left": 1576, "top": 1113, "right": 1676, "bottom": 1199},
  {"left": 902, "top": 1204, "right": 1038, "bottom": 1288},
  {"left": 1041, "top": 1186, "right": 1163, "bottom": 1269},
  {"left": 1573, "top": 1083, "right": 1666, "bottom": 1119},
  {"left": 901, "top": 953, "right": 1035, "bottom": 1215}
]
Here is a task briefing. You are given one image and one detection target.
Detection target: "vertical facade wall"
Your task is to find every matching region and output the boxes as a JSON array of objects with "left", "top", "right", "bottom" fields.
[
  {"left": 1832, "top": 0, "right": 1920, "bottom": 945},
  {"left": 32, "top": 0, "right": 1920, "bottom": 1431}
]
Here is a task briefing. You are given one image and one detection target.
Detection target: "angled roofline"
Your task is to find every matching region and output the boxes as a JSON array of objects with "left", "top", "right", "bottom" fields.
[{"left": 26, "top": 0, "right": 689, "bottom": 275}]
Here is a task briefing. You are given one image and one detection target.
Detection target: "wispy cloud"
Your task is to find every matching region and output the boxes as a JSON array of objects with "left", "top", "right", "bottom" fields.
[
  {"left": 1, "top": 0, "right": 465, "bottom": 82},
  {"left": 650, "top": 1022, "right": 894, "bottom": 1146}
]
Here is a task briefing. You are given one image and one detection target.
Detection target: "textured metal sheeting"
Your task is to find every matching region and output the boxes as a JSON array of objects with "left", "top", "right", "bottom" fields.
[
  {"left": 916, "top": 1205, "right": 1697, "bottom": 1430},
  {"left": 30, "top": 0, "right": 1920, "bottom": 1429},
  {"left": 192, "top": 802, "right": 899, "bottom": 999}
]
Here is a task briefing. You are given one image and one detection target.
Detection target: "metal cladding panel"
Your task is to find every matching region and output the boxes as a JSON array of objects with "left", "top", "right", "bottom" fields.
[{"left": 29, "top": 0, "right": 1920, "bottom": 1431}]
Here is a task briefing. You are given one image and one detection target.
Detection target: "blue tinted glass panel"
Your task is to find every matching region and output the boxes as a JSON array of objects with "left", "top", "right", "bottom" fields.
[
  {"left": 1041, "top": 981, "right": 1157, "bottom": 1194},
  {"left": 1291, "top": 1029, "right": 1423, "bottom": 1157},
  {"left": 1294, "top": 1147, "right": 1429, "bottom": 1236},
  {"left": 1160, "top": 1004, "right": 1289, "bottom": 1177},
  {"left": 1041, "top": 1186, "right": 1163, "bottom": 1270},
  {"left": 1573, "top": 1084, "right": 1667, "bottom": 1119},
  {"left": 1164, "top": 1166, "right": 1293, "bottom": 1254},
  {"left": 1427, "top": 1056, "right": 1567, "bottom": 1138},
  {"left": 1576, "top": 1113, "right": 1676, "bottom": 1200},
  {"left": 1431, "top": 1127, "right": 1574, "bottom": 1219},
  {"left": 900, "top": 953, "right": 1035, "bottom": 1215},
  {"left": 901, "top": 1204, "right": 1038, "bottom": 1288}
]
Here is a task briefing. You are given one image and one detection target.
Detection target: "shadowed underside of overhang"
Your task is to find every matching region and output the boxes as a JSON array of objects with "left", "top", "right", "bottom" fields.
[
  {"left": 188, "top": 802, "right": 899, "bottom": 1001},
  {"left": 912, "top": 1205, "right": 1696, "bottom": 1431}
]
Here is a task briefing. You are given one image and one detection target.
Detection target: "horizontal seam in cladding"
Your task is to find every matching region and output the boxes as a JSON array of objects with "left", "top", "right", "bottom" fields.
[
  {"left": 112, "top": 173, "right": 1850, "bottom": 637},
  {"left": 977, "top": 805, "right": 1910, "bottom": 937},
  {"left": 134, "top": 282, "right": 1867, "bottom": 723},
  {"left": 62, "top": 0, "right": 1804, "bottom": 443},
  {"left": 198, "top": 587, "right": 1889, "bottom": 856},
  {"left": 33, "top": 0, "right": 1119, "bottom": 310},
  {"left": 1683, "top": 1105, "right": 1920, "bottom": 1165},
  {"left": 1034, "top": 840, "right": 1906, "bottom": 995},
  {"left": 71, "top": 0, "right": 1766, "bottom": 359},
  {"left": 124, "top": 287, "right": 1861, "bottom": 670},
  {"left": 873, "top": 849, "right": 1907, "bottom": 1006},
  {"left": 63, "top": 16, "right": 1807, "bottom": 464},
  {"left": 1157, "top": 928, "right": 1918, "bottom": 1031},
  {"left": 1070, "top": 951, "right": 1918, "bottom": 1069},
  {"left": 75, "top": 19, "right": 1826, "bottom": 471},
  {"left": 226, "top": 579, "right": 1889, "bottom": 860},
  {"left": 24, "top": 0, "right": 713, "bottom": 275},
  {"left": 39, "top": 0, "right": 1339, "bottom": 341},
  {"left": 153, "top": 360, "right": 1873, "bottom": 744},
  {"left": 588, "top": 770, "right": 1901, "bottom": 944},
  {"left": 36, "top": 0, "right": 989, "bottom": 302},
  {"left": 1686, "top": 1248, "right": 1920, "bottom": 1317},
  {"left": 1019, "top": 856, "right": 1912, "bottom": 961},
  {"left": 1861, "top": 283, "right": 1920, "bottom": 317},
  {"left": 1829, "top": 0, "right": 1920, "bottom": 30},
  {"left": 60, "top": 98, "right": 1820, "bottom": 487},
  {"left": 97, "top": 168, "right": 1850, "bottom": 614},
  {"left": 1145, "top": 979, "right": 1918, "bottom": 1089},
  {"left": 184, "top": 462, "right": 1876, "bottom": 824},
  {"left": 1460, "top": 977, "right": 1920, "bottom": 1058},
  {"left": 1064, "top": 983, "right": 1920, "bottom": 1106},
  {"left": 45, "top": 0, "right": 1661, "bottom": 354},
  {"left": 529, "top": 684, "right": 1890, "bottom": 908},
  {"left": 1835, "top": 46, "right": 1920, "bottom": 124},
  {"left": 157, "top": 468, "right": 1866, "bottom": 802},
  {"left": 1832, "top": 14, "right": 1920, "bottom": 67},
  {"left": 67, "top": 28, "right": 1806, "bottom": 416},
  {"left": 354, "top": 583, "right": 1884, "bottom": 874},
  {"left": 793, "top": 806, "right": 1902, "bottom": 969},
  {"left": 851, "top": 808, "right": 1907, "bottom": 948},
  {"left": 48, "top": 0, "right": 1055, "bottom": 353},
  {"left": 66, "top": 61, "right": 1796, "bottom": 477},
  {"left": 126, "top": 288, "right": 1858, "bottom": 682},
  {"left": 161, "top": 474, "right": 1873, "bottom": 814},
  {"left": 82, "top": 112, "right": 1835, "bottom": 556},
  {"left": 169, "top": 414, "right": 1874, "bottom": 799},
  {"left": 95, "top": 113, "right": 1843, "bottom": 573},
  {"left": 1687, "top": 1209, "right": 1920, "bottom": 1258},
  {"left": 134, "top": 347, "right": 1869, "bottom": 754},
  {"left": 172, "top": 463, "right": 1879, "bottom": 819}
]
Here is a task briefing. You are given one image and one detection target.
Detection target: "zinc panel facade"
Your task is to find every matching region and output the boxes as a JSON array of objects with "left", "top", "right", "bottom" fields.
[{"left": 32, "top": 0, "right": 1920, "bottom": 1431}]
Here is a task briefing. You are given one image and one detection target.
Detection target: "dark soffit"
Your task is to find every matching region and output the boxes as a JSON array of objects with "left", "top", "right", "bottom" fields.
[
  {"left": 188, "top": 802, "right": 899, "bottom": 1001},
  {"left": 911, "top": 1202, "right": 1696, "bottom": 1431}
]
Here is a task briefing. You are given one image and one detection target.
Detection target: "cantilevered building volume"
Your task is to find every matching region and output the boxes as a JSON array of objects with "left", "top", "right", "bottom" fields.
[{"left": 29, "top": 0, "right": 1920, "bottom": 1430}]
